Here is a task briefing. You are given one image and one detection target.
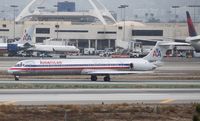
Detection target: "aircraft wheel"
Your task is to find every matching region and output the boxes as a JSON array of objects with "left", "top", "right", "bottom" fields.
[
  {"left": 14, "top": 76, "right": 19, "bottom": 81},
  {"left": 104, "top": 75, "right": 110, "bottom": 82},
  {"left": 91, "top": 75, "right": 97, "bottom": 81}
]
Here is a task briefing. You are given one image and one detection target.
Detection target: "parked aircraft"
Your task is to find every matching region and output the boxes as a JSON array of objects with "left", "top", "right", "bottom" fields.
[
  {"left": 8, "top": 41, "right": 179, "bottom": 81},
  {"left": 0, "top": 28, "right": 33, "bottom": 55},
  {"left": 27, "top": 44, "right": 79, "bottom": 56},
  {"left": 0, "top": 43, "right": 10, "bottom": 53},
  {"left": 186, "top": 11, "right": 200, "bottom": 52},
  {"left": 0, "top": 26, "right": 79, "bottom": 56}
]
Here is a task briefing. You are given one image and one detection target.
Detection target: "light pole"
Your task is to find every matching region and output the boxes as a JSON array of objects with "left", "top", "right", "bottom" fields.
[
  {"left": 172, "top": 5, "right": 180, "bottom": 39},
  {"left": 37, "top": 6, "right": 45, "bottom": 20},
  {"left": 1, "top": 10, "right": 5, "bottom": 20},
  {"left": 54, "top": 5, "right": 59, "bottom": 41},
  {"left": 37, "top": 6, "right": 45, "bottom": 11},
  {"left": 10, "top": 5, "right": 18, "bottom": 41},
  {"left": 118, "top": 6, "right": 123, "bottom": 21},
  {"left": 118, "top": 5, "right": 128, "bottom": 42},
  {"left": 172, "top": 6, "right": 180, "bottom": 23},
  {"left": 188, "top": 5, "right": 200, "bottom": 24}
]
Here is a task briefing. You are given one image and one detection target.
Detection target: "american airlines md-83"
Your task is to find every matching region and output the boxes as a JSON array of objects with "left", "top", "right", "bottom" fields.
[{"left": 8, "top": 41, "right": 177, "bottom": 81}]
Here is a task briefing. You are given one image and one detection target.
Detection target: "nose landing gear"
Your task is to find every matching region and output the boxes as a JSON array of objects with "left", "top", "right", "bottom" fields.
[{"left": 14, "top": 75, "right": 19, "bottom": 81}]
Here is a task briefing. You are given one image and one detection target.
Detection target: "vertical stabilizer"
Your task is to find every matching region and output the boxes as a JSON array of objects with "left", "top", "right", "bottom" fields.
[
  {"left": 186, "top": 11, "right": 197, "bottom": 37},
  {"left": 144, "top": 41, "right": 190, "bottom": 62},
  {"left": 143, "top": 41, "right": 169, "bottom": 62},
  {"left": 14, "top": 26, "right": 34, "bottom": 45}
]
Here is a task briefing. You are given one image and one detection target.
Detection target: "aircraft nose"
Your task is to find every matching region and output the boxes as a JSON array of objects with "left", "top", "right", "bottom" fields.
[
  {"left": 7, "top": 68, "right": 14, "bottom": 74},
  {"left": 185, "top": 37, "right": 190, "bottom": 43},
  {"left": 76, "top": 48, "right": 80, "bottom": 52},
  {"left": 152, "top": 64, "right": 157, "bottom": 70}
]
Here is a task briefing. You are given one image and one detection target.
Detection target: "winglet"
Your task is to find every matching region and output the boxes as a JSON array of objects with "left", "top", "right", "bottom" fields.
[{"left": 186, "top": 11, "right": 197, "bottom": 37}]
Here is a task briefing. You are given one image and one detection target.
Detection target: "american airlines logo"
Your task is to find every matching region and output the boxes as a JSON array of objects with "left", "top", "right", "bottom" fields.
[
  {"left": 23, "top": 31, "right": 32, "bottom": 41},
  {"left": 153, "top": 48, "right": 161, "bottom": 57}
]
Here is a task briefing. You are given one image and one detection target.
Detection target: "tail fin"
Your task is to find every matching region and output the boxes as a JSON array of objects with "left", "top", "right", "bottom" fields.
[
  {"left": 143, "top": 41, "right": 190, "bottom": 62},
  {"left": 186, "top": 11, "right": 197, "bottom": 37},
  {"left": 14, "top": 26, "right": 34, "bottom": 45},
  {"left": 143, "top": 41, "right": 169, "bottom": 62}
]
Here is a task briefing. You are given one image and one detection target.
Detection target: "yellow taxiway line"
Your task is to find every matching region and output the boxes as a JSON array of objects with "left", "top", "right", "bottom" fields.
[
  {"left": 0, "top": 101, "right": 16, "bottom": 105},
  {"left": 160, "top": 98, "right": 175, "bottom": 104}
]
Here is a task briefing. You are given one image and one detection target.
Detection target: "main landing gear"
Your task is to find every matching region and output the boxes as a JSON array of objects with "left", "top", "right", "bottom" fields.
[
  {"left": 90, "top": 75, "right": 111, "bottom": 82},
  {"left": 104, "top": 75, "right": 110, "bottom": 82},
  {"left": 14, "top": 75, "right": 19, "bottom": 81},
  {"left": 91, "top": 75, "right": 97, "bottom": 81}
]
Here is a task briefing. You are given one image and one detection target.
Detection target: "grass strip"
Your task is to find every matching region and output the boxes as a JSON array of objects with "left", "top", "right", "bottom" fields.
[{"left": 0, "top": 83, "right": 200, "bottom": 89}]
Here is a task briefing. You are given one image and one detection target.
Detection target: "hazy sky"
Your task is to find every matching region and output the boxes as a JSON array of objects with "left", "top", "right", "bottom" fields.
[{"left": 0, "top": 0, "right": 200, "bottom": 21}]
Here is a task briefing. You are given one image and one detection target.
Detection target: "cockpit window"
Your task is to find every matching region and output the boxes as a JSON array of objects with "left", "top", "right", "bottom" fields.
[{"left": 15, "top": 62, "right": 23, "bottom": 67}]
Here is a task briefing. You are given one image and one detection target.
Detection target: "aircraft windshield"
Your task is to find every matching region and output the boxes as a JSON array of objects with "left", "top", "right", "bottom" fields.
[{"left": 15, "top": 62, "right": 23, "bottom": 67}]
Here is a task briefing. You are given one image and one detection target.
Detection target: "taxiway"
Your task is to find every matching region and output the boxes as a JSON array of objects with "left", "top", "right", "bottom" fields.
[{"left": 0, "top": 89, "right": 199, "bottom": 105}]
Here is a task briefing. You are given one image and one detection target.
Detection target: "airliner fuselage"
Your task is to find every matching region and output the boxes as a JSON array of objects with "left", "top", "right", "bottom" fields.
[
  {"left": 186, "top": 36, "right": 200, "bottom": 52},
  {"left": 8, "top": 58, "right": 156, "bottom": 76}
]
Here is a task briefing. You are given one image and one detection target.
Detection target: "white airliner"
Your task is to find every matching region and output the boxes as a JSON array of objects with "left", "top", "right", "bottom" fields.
[
  {"left": 0, "top": 26, "right": 79, "bottom": 56},
  {"left": 27, "top": 44, "right": 80, "bottom": 55},
  {"left": 0, "top": 28, "right": 31, "bottom": 54},
  {"left": 0, "top": 43, "right": 10, "bottom": 53},
  {"left": 8, "top": 41, "right": 178, "bottom": 81},
  {"left": 0, "top": 43, "right": 25, "bottom": 54},
  {"left": 185, "top": 11, "right": 200, "bottom": 52}
]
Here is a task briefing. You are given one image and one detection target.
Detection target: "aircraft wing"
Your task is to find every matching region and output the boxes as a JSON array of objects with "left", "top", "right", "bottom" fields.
[
  {"left": 159, "top": 42, "right": 190, "bottom": 46},
  {"left": 190, "top": 39, "right": 200, "bottom": 43},
  {"left": 81, "top": 69, "right": 154, "bottom": 75}
]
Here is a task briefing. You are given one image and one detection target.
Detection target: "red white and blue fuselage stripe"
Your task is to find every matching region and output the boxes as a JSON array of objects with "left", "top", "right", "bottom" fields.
[{"left": 9, "top": 64, "right": 129, "bottom": 71}]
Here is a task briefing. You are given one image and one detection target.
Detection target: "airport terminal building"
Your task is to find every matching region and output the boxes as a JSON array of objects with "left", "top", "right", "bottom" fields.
[{"left": 0, "top": 0, "right": 199, "bottom": 54}]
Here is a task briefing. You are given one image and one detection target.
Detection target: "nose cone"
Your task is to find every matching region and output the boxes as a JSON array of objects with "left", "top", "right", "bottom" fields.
[
  {"left": 185, "top": 37, "right": 191, "bottom": 43},
  {"left": 152, "top": 64, "right": 157, "bottom": 70},
  {"left": 75, "top": 48, "right": 80, "bottom": 52},
  {"left": 7, "top": 68, "right": 14, "bottom": 74},
  {"left": 153, "top": 61, "right": 163, "bottom": 67}
]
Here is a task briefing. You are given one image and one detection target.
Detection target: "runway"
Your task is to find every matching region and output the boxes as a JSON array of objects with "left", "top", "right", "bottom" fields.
[
  {"left": 0, "top": 79, "right": 200, "bottom": 85},
  {"left": 0, "top": 89, "right": 199, "bottom": 105}
]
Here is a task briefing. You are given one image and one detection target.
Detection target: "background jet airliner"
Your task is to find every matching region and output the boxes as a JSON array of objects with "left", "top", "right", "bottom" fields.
[
  {"left": 27, "top": 43, "right": 79, "bottom": 56},
  {"left": 185, "top": 11, "right": 200, "bottom": 52},
  {"left": 0, "top": 27, "right": 33, "bottom": 55},
  {"left": 0, "top": 26, "right": 79, "bottom": 56},
  {"left": 8, "top": 41, "right": 179, "bottom": 81}
]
